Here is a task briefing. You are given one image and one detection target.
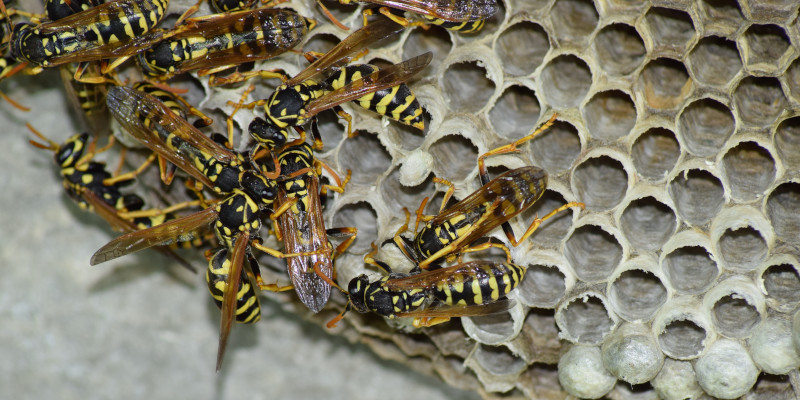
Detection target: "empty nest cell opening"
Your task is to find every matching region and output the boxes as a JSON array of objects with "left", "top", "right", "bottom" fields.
[
  {"left": 718, "top": 226, "right": 768, "bottom": 273},
  {"left": 668, "top": 169, "right": 724, "bottom": 227},
  {"left": 582, "top": 90, "right": 637, "bottom": 141},
  {"left": 528, "top": 119, "right": 581, "bottom": 174},
  {"left": 658, "top": 318, "right": 708, "bottom": 359},
  {"left": 593, "top": 23, "right": 645, "bottom": 77},
  {"left": 642, "top": 7, "right": 696, "bottom": 55},
  {"left": 619, "top": 196, "right": 677, "bottom": 252},
  {"left": 540, "top": 55, "right": 592, "bottom": 109},
  {"left": 557, "top": 294, "right": 616, "bottom": 344},
  {"left": 678, "top": 98, "right": 735, "bottom": 157},
  {"left": 688, "top": 36, "right": 741, "bottom": 87},
  {"left": 571, "top": 155, "right": 628, "bottom": 211},
  {"left": 488, "top": 85, "right": 541, "bottom": 141},
  {"left": 549, "top": 0, "right": 598, "bottom": 46},
  {"left": 721, "top": 141, "right": 776, "bottom": 203},
  {"left": 494, "top": 21, "right": 549, "bottom": 77},
  {"left": 733, "top": 76, "right": 787, "bottom": 126},
  {"left": 662, "top": 245, "right": 719, "bottom": 295},
  {"left": 428, "top": 134, "right": 479, "bottom": 182},
  {"left": 762, "top": 264, "right": 800, "bottom": 311},
  {"left": 565, "top": 224, "right": 623, "bottom": 283},
  {"left": 711, "top": 294, "right": 762, "bottom": 338},
  {"left": 631, "top": 127, "right": 680, "bottom": 181},
  {"left": 332, "top": 202, "right": 378, "bottom": 254},
  {"left": 338, "top": 132, "right": 392, "bottom": 186},
  {"left": 766, "top": 182, "right": 800, "bottom": 244},
  {"left": 741, "top": 24, "right": 792, "bottom": 73},
  {"left": 609, "top": 269, "right": 668, "bottom": 322},
  {"left": 517, "top": 264, "right": 567, "bottom": 308},
  {"left": 637, "top": 58, "right": 692, "bottom": 111},
  {"left": 441, "top": 61, "right": 496, "bottom": 112}
]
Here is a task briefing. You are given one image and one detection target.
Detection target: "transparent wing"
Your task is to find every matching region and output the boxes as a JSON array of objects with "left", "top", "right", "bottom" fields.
[{"left": 90, "top": 206, "right": 217, "bottom": 265}]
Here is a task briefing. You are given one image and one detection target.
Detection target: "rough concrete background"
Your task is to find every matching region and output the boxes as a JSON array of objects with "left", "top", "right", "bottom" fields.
[{"left": 0, "top": 70, "right": 480, "bottom": 399}]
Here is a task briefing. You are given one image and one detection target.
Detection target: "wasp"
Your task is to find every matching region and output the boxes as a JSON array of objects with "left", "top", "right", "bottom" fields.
[
  {"left": 95, "top": 85, "right": 329, "bottom": 370},
  {"left": 44, "top": 0, "right": 103, "bottom": 22},
  {"left": 318, "top": 244, "right": 524, "bottom": 328},
  {"left": 138, "top": 8, "right": 316, "bottom": 84},
  {"left": 394, "top": 114, "right": 585, "bottom": 270},
  {"left": 236, "top": 18, "right": 430, "bottom": 149},
  {"left": 250, "top": 126, "right": 357, "bottom": 313},
  {"left": 29, "top": 126, "right": 198, "bottom": 271},
  {"left": 206, "top": 246, "right": 261, "bottom": 324},
  {"left": 131, "top": 81, "right": 214, "bottom": 184},
  {"left": 9, "top": 0, "right": 170, "bottom": 73},
  {"left": 318, "top": 0, "right": 496, "bottom": 32}
]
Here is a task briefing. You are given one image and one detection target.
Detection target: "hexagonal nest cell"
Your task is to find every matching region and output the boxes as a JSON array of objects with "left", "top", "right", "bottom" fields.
[{"left": 12, "top": 0, "right": 800, "bottom": 399}]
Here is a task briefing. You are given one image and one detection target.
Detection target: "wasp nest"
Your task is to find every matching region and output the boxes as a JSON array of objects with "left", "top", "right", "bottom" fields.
[{"left": 6, "top": 0, "right": 800, "bottom": 398}]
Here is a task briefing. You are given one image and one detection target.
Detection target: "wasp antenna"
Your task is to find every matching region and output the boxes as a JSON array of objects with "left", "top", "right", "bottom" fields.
[
  {"left": 313, "top": 261, "right": 345, "bottom": 293},
  {"left": 1, "top": 89, "right": 30, "bottom": 111},
  {"left": 316, "top": 0, "right": 350, "bottom": 31},
  {"left": 326, "top": 302, "right": 351, "bottom": 328},
  {"left": 26, "top": 122, "right": 58, "bottom": 150}
]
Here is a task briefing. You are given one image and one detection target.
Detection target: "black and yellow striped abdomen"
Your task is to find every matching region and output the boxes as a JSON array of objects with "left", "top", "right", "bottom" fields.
[
  {"left": 11, "top": 0, "right": 169, "bottom": 67},
  {"left": 206, "top": 248, "right": 261, "bottom": 324},
  {"left": 433, "top": 261, "right": 526, "bottom": 306},
  {"left": 138, "top": 8, "right": 312, "bottom": 77},
  {"left": 325, "top": 64, "right": 424, "bottom": 129}
]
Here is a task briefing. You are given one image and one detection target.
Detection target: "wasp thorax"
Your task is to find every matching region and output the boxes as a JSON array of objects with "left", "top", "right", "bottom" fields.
[
  {"left": 265, "top": 86, "right": 305, "bottom": 126},
  {"left": 239, "top": 170, "right": 277, "bottom": 206},
  {"left": 138, "top": 42, "right": 173, "bottom": 76}
]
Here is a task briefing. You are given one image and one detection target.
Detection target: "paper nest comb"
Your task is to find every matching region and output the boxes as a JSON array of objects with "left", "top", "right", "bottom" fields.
[{"left": 229, "top": 1, "right": 800, "bottom": 398}]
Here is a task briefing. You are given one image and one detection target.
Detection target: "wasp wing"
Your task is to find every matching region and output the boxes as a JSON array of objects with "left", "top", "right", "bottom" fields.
[
  {"left": 277, "top": 176, "right": 333, "bottom": 313},
  {"left": 366, "top": 0, "right": 497, "bottom": 22},
  {"left": 90, "top": 206, "right": 217, "bottom": 265},
  {"left": 285, "top": 18, "right": 405, "bottom": 86},
  {"left": 216, "top": 230, "right": 249, "bottom": 371},
  {"left": 424, "top": 167, "right": 547, "bottom": 245},
  {"left": 169, "top": 9, "right": 309, "bottom": 73},
  {"left": 80, "top": 189, "right": 197, "bottom": 272},
  {"left": 383, "top": 260, "right": 491, "bottom": 291},
  {"left": 302, "top": 51, "right": 431, "bottom": 119},
  {"left": 108, "top": 86, "right": 236, "bottom": 164},
  {"left": 395, "top": 298, "right": 514, "bottom": 319}
]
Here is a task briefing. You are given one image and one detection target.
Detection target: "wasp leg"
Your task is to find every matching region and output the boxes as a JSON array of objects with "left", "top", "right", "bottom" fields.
[
  {"left": 103, "top": 153, "right": 156, "bottom": 186},
  {"left": 250, "top": 236, "right": 330, "bottom": 259},
  {"left": 455, "top": 237, "right": 512, "bottom": 263},
  {"left": 326, "top": 227, "right": 357, "bottom": 257},
  {"left": 507, "top": 201, "right": 585, "bottom": 246},
  {"left": 477, "top": 113, "right": 558, "bottom": 185},
  {"left": 117, "top": 199, "right": 204, "bottom": 219},
  {"left": 413, "top": 316, "right": 451, "bottom": 328},
  {"left": 209, "top": 69, "right": 289, "bottom": 86},
  {"left": 431, "top": 177, "right": 455, "bottom": 213}
]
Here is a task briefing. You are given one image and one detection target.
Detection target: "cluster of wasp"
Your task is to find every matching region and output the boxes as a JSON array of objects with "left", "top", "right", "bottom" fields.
[{"left": 3, "top": 0, "right": 585, "bottom": 370}]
